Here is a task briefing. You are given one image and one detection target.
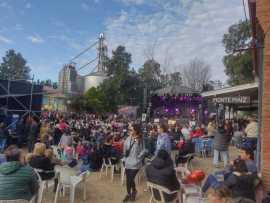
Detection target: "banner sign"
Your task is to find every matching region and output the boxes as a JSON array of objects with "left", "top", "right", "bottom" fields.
[{"left": 212, "top": 96, "right": 251, "bottom": 104}]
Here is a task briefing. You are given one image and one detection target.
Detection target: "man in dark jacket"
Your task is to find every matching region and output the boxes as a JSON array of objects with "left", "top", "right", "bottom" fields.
[
  {"left": 28, "top": 116, "right": 40, "bottom": 152},
  {"left": 146, "top": 149, "right": 180, "bottom": 202},
  {"left": 213, "top": 125, "right": 230, "bottom": 167},
  {"left": 0, "top": 145, "right": 39, "bottom": 201}
]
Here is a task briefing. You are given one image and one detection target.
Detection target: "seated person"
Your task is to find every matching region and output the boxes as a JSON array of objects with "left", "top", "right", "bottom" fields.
[
  {"left": 58, "top": 128, "right": 73, "bottom": 149},
  {"left": 146, "top": 149, "right": 180, "bottom": 202},
  {"left": 64, "top": 143, "right": 78, "bottom": 168},
  {"left": 175, "top": 139, "right": 195, "bottom": 165},
  {"left": 202, "top": 145, "right": 257, "bottom": 193},
  {"left": 76, "top": 141, "right": 89, "bottom": 159},
  {"left": 89, "top": 145, "right": 103, "bottom": 171},
  {"left": 207, "top": 186, "right": 233, "bottom": 203},
  {"left": 28, "top": 142, "right": 55, "bottom": 180},
  {"left": 0, "top": 145, "right": 39, "bottom": 201},
  {"left": 102, "top": 136, "right": 120, "bottom": 165},
  {"left": 203, "top": 159, "right": 257, "bottom": 201},
  {"left": 224, "top": 159, "right": 257, "bottom": 201}
]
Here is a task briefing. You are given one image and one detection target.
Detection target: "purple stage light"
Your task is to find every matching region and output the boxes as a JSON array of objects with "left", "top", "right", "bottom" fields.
[
  {"left": 175, "top": 108, "right": 179, "bottom": 112},
  {"left": 204, "top": 110, "right": 208, "bottom": 114}
]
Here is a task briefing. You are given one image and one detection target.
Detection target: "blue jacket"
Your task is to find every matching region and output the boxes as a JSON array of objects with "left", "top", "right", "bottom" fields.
[{"left": 155, "top": 133, "right": 171, "bottom": 155}]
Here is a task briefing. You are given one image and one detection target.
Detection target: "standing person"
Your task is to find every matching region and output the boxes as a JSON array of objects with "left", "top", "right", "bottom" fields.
[
  {"left": 224, "top": 119, "right": 233, "bottom": 143},
  {"left": 208, "top": 118, "right": 216, "bottom": 137},
  {"left": 27, "top": 116, "right": 40, "bottom": 152},
  {"left": 244, "top": 116, "right": 258, "bottom": 149},
  {"left": 155, "top": 123, "right": 171, "bottom": 155},
  {"left": 123, "top": 123, "right": 147, "bottom": 202},
  {"left": 213, "top": 123, "right": 230, "bottom": 168}
]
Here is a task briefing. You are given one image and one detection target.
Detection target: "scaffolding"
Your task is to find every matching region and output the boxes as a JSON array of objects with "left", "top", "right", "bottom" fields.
[{"left": 0, "top": 78, "right": 44, "bottom": 128}]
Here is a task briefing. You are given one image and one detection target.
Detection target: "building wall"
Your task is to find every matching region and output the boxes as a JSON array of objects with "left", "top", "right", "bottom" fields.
[
  {"left": 58, "top": 64, "right": 78, "bottom": 94},
  {"left": 257, "top": 0, "right": 270, "bottom": 191}
]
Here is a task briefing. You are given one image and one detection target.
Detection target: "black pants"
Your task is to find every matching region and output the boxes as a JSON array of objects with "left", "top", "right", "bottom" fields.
[{"left": 125, "top": 169, "right": 139, "bottom": 195}]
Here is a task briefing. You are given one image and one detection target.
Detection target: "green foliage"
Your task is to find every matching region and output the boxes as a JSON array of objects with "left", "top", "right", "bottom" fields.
[
  {"left": 106, "top": 46, "right": 132, "bottom": 77},
  {"left": 222, "top": 21, "right": 254, "bottom": 85},
  {"left": 224, "top": 52, "right": 254, "bottom": 85},
  {"left": 0, "top": 49, "right": 31, "bottom": 80},
  {"left": 169, "top": 72, "right": 182, "bottom": 86},
  {"left": 139, "top": 59, "right": 162, "bottom": 91},
  {"left": 35, "top": 79, "right": 58, "bottom": 89},
  {"left": 70, "top": 95, "right": 87, "bottom": 112},
  {"left": 71, "top": 45, "right": 141, "bottom": 114}
]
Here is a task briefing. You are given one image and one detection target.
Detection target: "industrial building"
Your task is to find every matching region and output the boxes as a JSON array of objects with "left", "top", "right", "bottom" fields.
[{"left": 58, "top": 33, "right": 108, "bottom": 95}]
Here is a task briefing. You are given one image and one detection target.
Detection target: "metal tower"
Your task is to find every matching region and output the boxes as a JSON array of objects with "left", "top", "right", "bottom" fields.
[{"left": 97, "top": 33, "right": 108, "bottom": 73}]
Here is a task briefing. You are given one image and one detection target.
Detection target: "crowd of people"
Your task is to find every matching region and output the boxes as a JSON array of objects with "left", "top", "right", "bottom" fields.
[{"left": 0, "top": 111, "right": 265, "bottom": 203}]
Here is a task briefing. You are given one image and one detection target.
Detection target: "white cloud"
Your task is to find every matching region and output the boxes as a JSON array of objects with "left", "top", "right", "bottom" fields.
[
  {"left": 25, "top": 2, "right": 31, "bottom": 9},
  {"left": 27, "top": 34, "right": 44, "bottom": 44},
  {"left": 81, "top": 3, "right": 90, "bottom": 11},
  {"left": 0, "top": 35, "right": 12, "bottom": 44},
  {"left": 105, "top": 0, "right": 246, "bottom": 81}
]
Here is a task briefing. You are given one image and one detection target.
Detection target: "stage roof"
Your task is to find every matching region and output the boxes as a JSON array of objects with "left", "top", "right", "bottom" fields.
[
  {"left": 201, "top": 82, "right": 258, "bottom": 98},
  {"left": 154, "top": 85, "right": 199, "bottom": 96}
]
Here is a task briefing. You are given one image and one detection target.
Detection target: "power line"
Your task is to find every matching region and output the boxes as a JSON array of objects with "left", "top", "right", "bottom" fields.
[
  {"left": 69, "top": 41, "right": 98, "bottom": 63},
  {"left": 77, "top": 57, "right": 98, "bottom": 71}
]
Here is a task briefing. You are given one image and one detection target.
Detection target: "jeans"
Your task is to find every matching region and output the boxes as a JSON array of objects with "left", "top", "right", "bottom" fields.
[
  {"left": 202, "top": 174, "right": 221, "bottom": 193},
  {"left": 125, "top": 169, "right": 139, "bottom": 195},
  {"left": 213, "top": 150, "right": 229, "bottom": 167},
  {"left": 202, "top": 171, "right": 230, "bottom": 193}
]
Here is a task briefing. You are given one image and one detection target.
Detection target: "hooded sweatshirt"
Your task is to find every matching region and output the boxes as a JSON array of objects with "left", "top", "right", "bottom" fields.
[
  {"left": 0, "top": 161, "right": 39, "bottom": 200},
  {"left": 146, "top": 156, "right": 180, "bottom": 202}
]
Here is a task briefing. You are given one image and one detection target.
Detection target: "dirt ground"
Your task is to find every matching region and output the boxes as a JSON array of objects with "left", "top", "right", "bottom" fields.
[{"left": 43, "top": 147, "right": 239, "bottom": 203}]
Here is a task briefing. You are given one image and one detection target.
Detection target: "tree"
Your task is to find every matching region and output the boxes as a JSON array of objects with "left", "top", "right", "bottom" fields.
[
  {"left": 169, "top": 72, "right": 182, "bottom": 86},
  {"left": 139, "top": 59, "right": 162, "bottom": 91},
  {"left": 0, "top": 49, "right": 31, "bottom": 80},
  {"left": 70, "top": 95, "right": 86, "bottom": 112},
  {"left": 35, "top": 79, "right": 58, "bottom": 89},
  {"left": 182, "top": 58, "right": 211, "bottom": 92},
  {"left": 84, "top": 87, "right": 105, "bottom": 113},
  {"left": 222, "top": 20, "right": 254, "bottom": 85},
  {"left": 106, "top": 46, "right": 132, "bottom": 77}
]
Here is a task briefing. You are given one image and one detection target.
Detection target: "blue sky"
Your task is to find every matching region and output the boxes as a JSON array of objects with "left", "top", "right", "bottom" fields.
[{"left": 0, "top": 0, "right": 247, "bottom": 82}]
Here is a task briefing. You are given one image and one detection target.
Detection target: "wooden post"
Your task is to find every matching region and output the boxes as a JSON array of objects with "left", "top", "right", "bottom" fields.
[{"left": 257, "top": 0, "right": 270, "bottom": 191}]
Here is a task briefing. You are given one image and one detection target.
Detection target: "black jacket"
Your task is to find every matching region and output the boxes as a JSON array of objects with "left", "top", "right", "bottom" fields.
[
  {"left": 29, "top": 155, "right": 55, "bottom": 180},
  {"left": 224, "top": 172, "right": 257, "bottom": 201},
  {"left": 146, "top": 156, "right": 180, "bottom": 202}
]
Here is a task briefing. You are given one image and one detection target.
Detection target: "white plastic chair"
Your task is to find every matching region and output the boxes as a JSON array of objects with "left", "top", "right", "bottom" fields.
[
  {"left": 99, "top": 158, "right": 115, "bottom": 181},
  {"left": 34, "top": 169, "right": 59, "bottom": 203},
  {"left": 54, "top": 166, "right": 89, "bottom": 203},
  {"left": 147, "top": 182, "right": 180, "bottom": 203},
  {"left": 175, "top": 167, "right": 202, "bottom": 203}
]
